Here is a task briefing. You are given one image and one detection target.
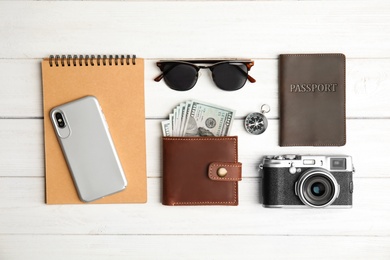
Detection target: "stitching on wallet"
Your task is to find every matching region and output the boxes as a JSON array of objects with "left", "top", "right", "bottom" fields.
[
  {"left": 164, "top": 137, "right": 238, "bottom": 205},
  {"left": 173, "top": 201, "right": 236, "bottom": 205},
  {"left": 164, "top": 137, "right": 238, "bottom": 162},
  {"left": 209, "top": 163, "right": 241, "bottom": 181},
  {"left": 164, "top": 137, "right": 236, "bottom": 142}
]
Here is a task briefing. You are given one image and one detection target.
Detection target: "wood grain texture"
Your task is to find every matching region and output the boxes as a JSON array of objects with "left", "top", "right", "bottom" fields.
[
  {"left": 1, "top": 235, "right": 389, "bottom": 260},
  {"left": 0, "top": 177, "right": 389, "bottom": 236},
  {"left": 0, "top": 2, "right": 390, "bottom": 59},
  {"left": 0, "top": 1, "right": 389, "bottom": 259}
]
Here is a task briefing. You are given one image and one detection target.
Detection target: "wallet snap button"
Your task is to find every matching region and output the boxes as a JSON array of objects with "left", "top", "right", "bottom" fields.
[{"left": 217, "top": 167, "right": 228, "bottom": 177}]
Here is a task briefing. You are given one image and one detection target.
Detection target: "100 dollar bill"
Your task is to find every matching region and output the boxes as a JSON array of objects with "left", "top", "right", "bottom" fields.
[
  {"left": 162, "top": 100, "right": 235, "bottom": 137},
  {"left": 183, "top": 101, "right": 235, "bottom": 136}
]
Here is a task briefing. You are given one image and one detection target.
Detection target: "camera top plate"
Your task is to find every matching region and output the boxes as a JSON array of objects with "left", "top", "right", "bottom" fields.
[{"left": 260, "top": 155, "right": 354, "bottom": 172}]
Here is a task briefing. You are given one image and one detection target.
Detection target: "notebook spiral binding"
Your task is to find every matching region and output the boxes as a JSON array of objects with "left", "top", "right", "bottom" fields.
[{"left": 49, "top": 54, "right": 137, "bottom": 67}]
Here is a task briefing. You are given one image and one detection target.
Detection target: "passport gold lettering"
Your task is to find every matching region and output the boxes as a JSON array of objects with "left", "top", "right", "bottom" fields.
[{"left": 290, "top": 83, "right": 337, "bottom": 93}]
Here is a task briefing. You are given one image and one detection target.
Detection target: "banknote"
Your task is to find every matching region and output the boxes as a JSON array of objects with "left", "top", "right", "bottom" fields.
[
  {"left": 183, "top": 100, "right": 235, "bottom": 136},
  {"left": 173, "top": 106, "right": 179, "bottom": 136},
  {"left": 162, "top": 107, "right": 177, "bottom": 137},
  {"left": 161, "top": 120, "right": 172, "bottom": 137},
  {"left": 162, "top": 100, "right": 235, "bottom": 137}
]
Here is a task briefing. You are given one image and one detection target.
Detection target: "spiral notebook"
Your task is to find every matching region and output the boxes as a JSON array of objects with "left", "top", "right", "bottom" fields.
[{"left": 41, "top": 55, "right": 147, "bottom": 204}]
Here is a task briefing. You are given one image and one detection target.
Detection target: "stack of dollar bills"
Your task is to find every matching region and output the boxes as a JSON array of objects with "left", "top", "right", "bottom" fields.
[{"left": 161, "top": 100, "right": 235, "bottom": 137}]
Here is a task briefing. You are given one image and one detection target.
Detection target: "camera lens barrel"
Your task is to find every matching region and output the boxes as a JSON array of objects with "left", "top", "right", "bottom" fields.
[{"left": 296, "top": 168, "right": 340, "bottom": 208}]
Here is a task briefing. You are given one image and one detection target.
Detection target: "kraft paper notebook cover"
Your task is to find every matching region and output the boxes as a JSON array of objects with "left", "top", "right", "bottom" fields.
[
  {"left": 279, "top": 54, "right": 346, "bottom": 146},
  {"left": 42, "top": 55, "right": 147, "bottom": 204}
]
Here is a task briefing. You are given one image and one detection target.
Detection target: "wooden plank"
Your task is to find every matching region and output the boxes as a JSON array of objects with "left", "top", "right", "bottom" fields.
[
  {"left": 0, "top": 119, "right": 44, "bottom": 177},
  {"left": 0, "top": 118, "right": 389, "bottom": 178},
  {"left": 0, "top": 59, "right": 43, "bottom": 118},
  {"left": 1, "top": 58, "right": 390, "bottom": 118},
  {"left": 0, "top": 2, "right": 389, "bottom": 59},
  {"left": 0, "top": 177, "right": 389, "bottom": 236},
  {"left": 0, "top": 235, "right": 389, "bottom": 260}
]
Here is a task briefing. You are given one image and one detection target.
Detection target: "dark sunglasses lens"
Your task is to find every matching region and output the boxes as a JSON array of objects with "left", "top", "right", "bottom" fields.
[
  {"left": 163, "top": 63, "right": 198, "bottom": 91},
  {"left": 212, "top": 63, "right": 248, "bottom": 91}
]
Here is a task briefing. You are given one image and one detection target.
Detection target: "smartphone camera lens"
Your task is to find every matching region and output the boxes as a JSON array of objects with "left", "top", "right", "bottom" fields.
[{"left": 55, "top": 112, "right": 66, "bottom": 128}]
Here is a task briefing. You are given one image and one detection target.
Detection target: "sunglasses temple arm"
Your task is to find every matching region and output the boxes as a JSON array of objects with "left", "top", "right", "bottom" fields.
[
  {"left": 154, "top": 73, "right": 164, "bottom": 82},
  {"left": 247, "top": 74, "right": 256, "bottom": 83},
  {"left": 234, "top": 65, "right": 256, "bottom": 83}
]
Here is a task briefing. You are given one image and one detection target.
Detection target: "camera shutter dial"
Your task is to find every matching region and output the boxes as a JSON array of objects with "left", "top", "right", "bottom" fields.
[{"left": 289, "top": 166, "right": 297, "bottom": 174}]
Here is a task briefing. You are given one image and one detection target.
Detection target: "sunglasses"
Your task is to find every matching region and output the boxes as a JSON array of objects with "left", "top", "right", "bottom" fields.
[{"left": 154, "top": 60, "right": 256, "bottom": 91}]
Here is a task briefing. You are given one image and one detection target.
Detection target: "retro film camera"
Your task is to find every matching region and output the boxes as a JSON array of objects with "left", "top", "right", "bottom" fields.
[{"left": 260, "top": 155, "right": 354, "bottom": 208}]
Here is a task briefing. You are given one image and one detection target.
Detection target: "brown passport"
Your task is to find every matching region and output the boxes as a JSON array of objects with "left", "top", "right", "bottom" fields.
[
  {"left": 279, "top": 54, "right": 346, "bottom": 146},
  {"left": 162, "top": 136, "right": 242, "bottom": 206}
]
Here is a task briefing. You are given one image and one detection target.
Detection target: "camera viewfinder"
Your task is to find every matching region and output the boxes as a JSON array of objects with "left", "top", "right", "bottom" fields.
[{"left": 330, "top": 158, "right": 346, "bottom": 170}]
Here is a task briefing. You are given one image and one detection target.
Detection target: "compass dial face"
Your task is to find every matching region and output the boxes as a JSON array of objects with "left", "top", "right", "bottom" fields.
[{"left": 244, "top": 112, "right": 268, "bottom": 135}]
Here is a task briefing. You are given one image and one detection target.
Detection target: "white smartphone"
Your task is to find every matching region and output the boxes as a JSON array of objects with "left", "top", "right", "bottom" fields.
[{"left": 50, "top": 96, "right": 127, "bottom": 202}]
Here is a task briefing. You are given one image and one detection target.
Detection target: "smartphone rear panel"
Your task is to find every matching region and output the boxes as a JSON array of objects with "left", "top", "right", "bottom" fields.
[{"left": 50, "top": 96, "right": 127, "bottom": 202}]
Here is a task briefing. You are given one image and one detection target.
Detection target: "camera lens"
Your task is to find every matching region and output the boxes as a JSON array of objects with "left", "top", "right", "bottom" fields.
[
  {"left": 55, "top": 112, "right": 66, "bottom": 128},
  {"left": 311, "top": 182, "right": 326, "bottom": 197},
  {"left": 296, "top": 169, "right": 340, "bottom": 208}
]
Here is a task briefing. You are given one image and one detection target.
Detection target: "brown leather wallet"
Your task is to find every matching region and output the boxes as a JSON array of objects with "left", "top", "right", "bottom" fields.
[{"left": 162, "top": 136, "right": 242, "bottom": 206}]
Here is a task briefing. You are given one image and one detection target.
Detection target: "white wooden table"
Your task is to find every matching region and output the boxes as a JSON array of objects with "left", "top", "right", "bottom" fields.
[{"left": 1, "top": 1, "right": 390, "bottom": 259}]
